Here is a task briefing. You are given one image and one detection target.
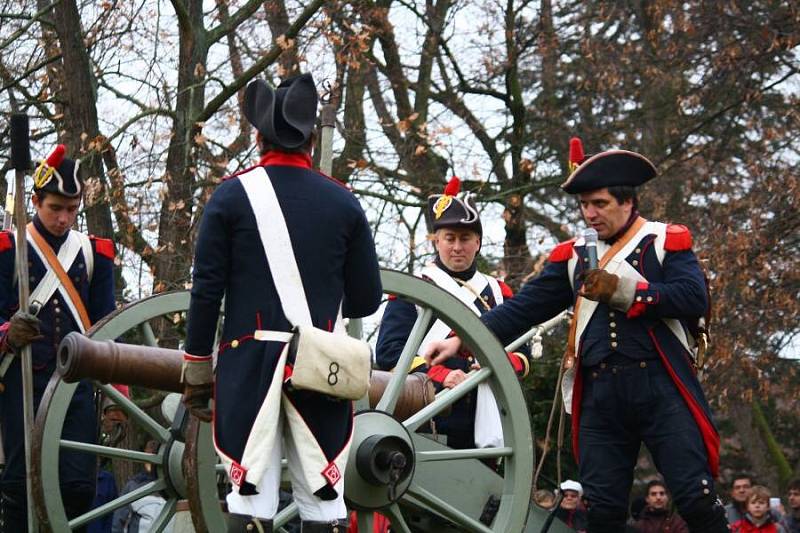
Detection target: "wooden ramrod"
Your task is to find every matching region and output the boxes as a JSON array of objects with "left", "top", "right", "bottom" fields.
[{"left": 57, "top": 332, "right": 436, "bottom": 420}]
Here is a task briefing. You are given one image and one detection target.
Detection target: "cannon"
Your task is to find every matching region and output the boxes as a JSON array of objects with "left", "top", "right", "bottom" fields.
[{"left": 31, "top": 270, "right": 572, "bottom": 532}]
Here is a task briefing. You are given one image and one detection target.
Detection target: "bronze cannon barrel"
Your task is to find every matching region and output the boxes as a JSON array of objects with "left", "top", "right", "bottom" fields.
[
  {"left": 58, "top": 333, "right": 435, "bottom": 419},
  {"left": 58, "top": 332, "right": 185, "bottom": 392}
]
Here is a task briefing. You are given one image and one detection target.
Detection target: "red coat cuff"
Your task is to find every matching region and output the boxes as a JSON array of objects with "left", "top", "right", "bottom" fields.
[
  {"left": 427, "top": 365, "right": 451, "bottom": 384},
  {"left": 626, "top": 281, "right": 657, "bottom": 318}
]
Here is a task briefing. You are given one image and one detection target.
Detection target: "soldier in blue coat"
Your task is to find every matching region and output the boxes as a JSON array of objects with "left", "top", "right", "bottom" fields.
[
  {"left": 0, "top": 145, "right": 116, "bottom": 531},
  {"left": 376, "top": 176, "right": 530, "bottom": 451},
  {"left": 424, "top": 140, "right": 729, "bottom": 532},
  {"left": 180, "top": 73, "right": 382, "bottom": 532}
]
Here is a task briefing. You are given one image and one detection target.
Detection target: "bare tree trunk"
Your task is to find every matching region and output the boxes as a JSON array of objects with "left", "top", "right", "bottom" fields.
[
  {"left": 51, "top": 0, "right": 114, "bottom": 240},
  {"left": 154, "top": 0, "right": 208, "bottom": 293},
  {"left": 729, "top": 402, "right": 780, "bottom": 490}
]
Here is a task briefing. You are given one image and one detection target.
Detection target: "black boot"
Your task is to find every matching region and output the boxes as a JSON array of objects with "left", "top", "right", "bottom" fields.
[
  {"left": 586, "top": 507, "right": 628, "bottom": 533},
  {"left": 300, "top": 518, "right": 348, "bottom": 532},
  {"left": 680, "top": 496, "right": 730, "bottom": 533},
  {"left": 228, "top": 513, "right": 273, "bottom": 532}
]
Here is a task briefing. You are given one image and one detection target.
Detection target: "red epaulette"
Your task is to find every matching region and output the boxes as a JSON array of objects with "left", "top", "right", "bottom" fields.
[
  {"left": 664, "top": 224, "right": 693, "bottom": 252},
  {"left": 498, "top": 280, "right": 514, "bottom": 298},
  {"left": 90, "top": 236, "right": 115, "bottom": 259},
  {"left": 387, "top": 294, "right": 398, "bottom": 301},
  {"left": 548, "top": 239, "right": 576, "bottom": 263},
  {"left": 0, "top": 231, "right": 13, "bottom": 253}
]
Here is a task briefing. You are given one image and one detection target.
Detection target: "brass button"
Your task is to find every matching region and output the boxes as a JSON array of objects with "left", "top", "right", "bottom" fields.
[
  {"left": 611, "top": 341, "right": 618, "bottom": 348},
  {"left": 646, "top": 296, "right": 654, "bottom": 302},
  {"left": 635, "top": 248, "right": 641, "bottom": 253},
  {"left": 231, "top": 340, "right": 239, "bottom": 348},
  {"left": 592, "top": 372, "right": 598, "bottom": 378},
  {"left": 632, "top": 260, "right": 639, "bottom": 266},
  {"left": 29, "top": 276, "right": 36, "bottom": 283},
  {"left": 702, "top": 479, "right": 709, "bottom": 486},
  {"left": 636, "top": 296, "right": 643, "bottom": 302},
  {"left": 612, "top": 368, "right": 617, "bottom": 374},
  {"left": 639, "top": 362, "right": 647, "bottom": 368},
  {"left": 610, "top": 322, "right": 617, "bottom": 328},
  {"left": 600, "top": 363, "right": 607, "bottom": 369},
  {"left": 609, "top": 311, "right": 615, "bottom": 318},
  {"left": 74, "top": 277, "right": 80, "bottom": 283},
  {"left": 610, "top": 332, "right": 617, "bottom": 338},
  {"left": 55, "top": 327, "right": 60, "bottom": 333},
  {"left": 703, "top": 488, "right": 710, "bottom": 495},
  {"left": 583, "top": 257, "right": 589, "bottom": 262},
  {"left": 78, "top": 263, "right": 84, "bottom": 269},
  {"left": 53, "top": 298, "right": 59, "bottom": 305},
  {"left": 54, "top": 307, "right": 61, "bottom": 314},
  {"left": 246, "top": 524, "right": 253, "bottom": 531}
]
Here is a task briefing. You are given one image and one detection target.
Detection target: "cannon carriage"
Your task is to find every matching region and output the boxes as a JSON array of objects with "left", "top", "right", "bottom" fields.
[{"left": 30, "top": 269, "right": 571, "bottom": 532}]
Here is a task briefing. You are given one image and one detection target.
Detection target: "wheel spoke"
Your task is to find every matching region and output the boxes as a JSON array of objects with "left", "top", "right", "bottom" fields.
[
  {"left": 97, "top": 382, "right": 170, "bottom": 442},
  {"left": 356, "top": 510, "right": 374, "bottom": 532},
  {"left": 384, "top": 504, "right": 411, "bottom": 533},
  {"left": 403, "top": 367, "right": 491, "bottom": 432},
  {"left": 139, "top": 321, "right": 158, "bottom": 347},
  {"left": 68, "top": 478, "right": 168, "bottom": 529},
  {"left": 59, "top": 440, "right": 160, "bottom": 464},
  {"left": 375, "top": 307, "right": 433, "bottom": 414},
  {"left": 150, "top": 497, "right": 176, "bottom": 533},
  {"left": 405, "top": 483, "right": 493, "bottom": 533},
  {"left": 416, "top": 446, "right": 512, "bottom": 463},
  {"left": 274, "top": 501, "right": 299, "bottom": 529}
]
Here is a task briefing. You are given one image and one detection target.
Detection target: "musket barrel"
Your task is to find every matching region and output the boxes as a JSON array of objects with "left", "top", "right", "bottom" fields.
[{"left": 58, "top": 332, "right": 184, "bottom": 392}]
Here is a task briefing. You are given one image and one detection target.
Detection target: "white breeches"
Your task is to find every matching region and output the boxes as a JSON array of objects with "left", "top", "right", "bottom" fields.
[{"left": 225, "top": 414, "right": 347, "bottom": 521}]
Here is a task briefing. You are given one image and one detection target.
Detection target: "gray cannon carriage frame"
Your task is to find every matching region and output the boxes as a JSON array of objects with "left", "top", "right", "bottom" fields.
[{"left": 30, "top": 269, "right": 572, "bottom": 532}]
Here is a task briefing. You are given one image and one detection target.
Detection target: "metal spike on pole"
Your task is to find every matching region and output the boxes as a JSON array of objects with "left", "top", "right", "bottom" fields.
[
  {"left": 317, "top": 81, "right": 364, "bottom": 341},
  {"left": 9, "top": 112, "right": 38, "bottom": 531}
]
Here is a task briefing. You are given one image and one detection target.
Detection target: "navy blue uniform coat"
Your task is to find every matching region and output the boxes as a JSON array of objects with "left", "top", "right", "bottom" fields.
[
  {"left": 0, "top": 216, "right": 115, "bottom": 495},
  {"left": 185, "top": 151, "right": 382, "bottom": 494}
]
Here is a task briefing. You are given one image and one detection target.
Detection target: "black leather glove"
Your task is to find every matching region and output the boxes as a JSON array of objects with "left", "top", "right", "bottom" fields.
[
  {"left": 181, "top": 383, "right": 213, "bottom": 423},
  {"left": 6, "top": 311, "right": 43, "bottom": 351}
]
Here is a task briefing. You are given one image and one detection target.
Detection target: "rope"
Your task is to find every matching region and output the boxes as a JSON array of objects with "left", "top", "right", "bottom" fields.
[{"left": 532, "top": 357, "right": 567, "bottom": 492}]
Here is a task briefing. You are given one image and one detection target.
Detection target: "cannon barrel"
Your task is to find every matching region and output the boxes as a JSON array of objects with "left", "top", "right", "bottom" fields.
[
  {"left": 58, "top": 332, "right": 185, "bottom": 392},
  {"left": 57, "top": 333, "right": 435, "bottom": 419}
]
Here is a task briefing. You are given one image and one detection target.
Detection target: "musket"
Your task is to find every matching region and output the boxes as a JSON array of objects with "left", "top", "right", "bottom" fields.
[
  {"left": 9, "top": 112, "right": 37, "bottom": 531},
  {"left": 317, "top": 81, "right": 365, "bottom": 341}
]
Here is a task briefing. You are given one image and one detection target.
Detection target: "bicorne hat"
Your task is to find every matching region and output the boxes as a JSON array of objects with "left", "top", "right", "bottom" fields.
[
  {"left": 560, "top": 137, "right": 657, "bottom": 195},
  {"left": 32, "top": 144, "right": 82, "bottom": 198},
  {"left": 427, "top": 177, "right": 482, "bottom": 236},
  {"left": 243, "top": 73, "right": 318, "bottom": 151}
]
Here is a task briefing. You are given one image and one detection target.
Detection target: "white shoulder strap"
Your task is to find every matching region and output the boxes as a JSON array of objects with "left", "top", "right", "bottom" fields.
[
  {"left": 76, "top": 231, "right": 94, "bottom": 282},
  {"left": 486, "top": 275, "right": 503, "bottom": 305},
  {"left": 28, "top": 232, "right": 87, "bottom": 332},
  {"left": 238, "top": 167, "right": 313, "bottom": 327}
]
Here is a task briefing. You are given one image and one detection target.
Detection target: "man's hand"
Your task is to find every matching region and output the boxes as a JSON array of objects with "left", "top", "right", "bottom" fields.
[
  {"left": 6, "top": 311, "right": 43, "bottom": 350},
  {"left": 423, "top": 336, "right": 462, "bottom": 366},
  {"left": 579, "top": 269, "right": 619, "bottom": 303},
  {"left": 182, "top": 383, "right": 213, "bottom": 423},
  {"left": 442, "top": 369, "right": 467, "bottom": 389}
]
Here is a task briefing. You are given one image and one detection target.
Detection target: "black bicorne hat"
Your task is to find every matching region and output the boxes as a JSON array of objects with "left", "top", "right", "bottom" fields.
[
  {"left": 561, "top": 141, "right": 656, "bottom": 195},
  {"left": 427, "top": 177, "right": 482, "bottom": 236},
  {"left": 32, "top": 144, "right": 83, "bottom": 198},
  {"left": 244, "top": 73, "right": 319, "bottom": 151}
]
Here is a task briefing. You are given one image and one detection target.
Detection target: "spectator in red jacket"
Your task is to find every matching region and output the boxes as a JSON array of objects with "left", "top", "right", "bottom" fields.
[
  {"left": 633, "top": 479, "right": 688, "bottom": 533},
  {"left": 731, "top": 485, "right": 787, "bottom": 533}
]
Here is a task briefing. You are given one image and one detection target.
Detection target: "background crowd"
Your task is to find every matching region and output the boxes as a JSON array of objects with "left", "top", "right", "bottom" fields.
[{"left": 533, "top": 475, "right": 800, "bottom": 533}]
